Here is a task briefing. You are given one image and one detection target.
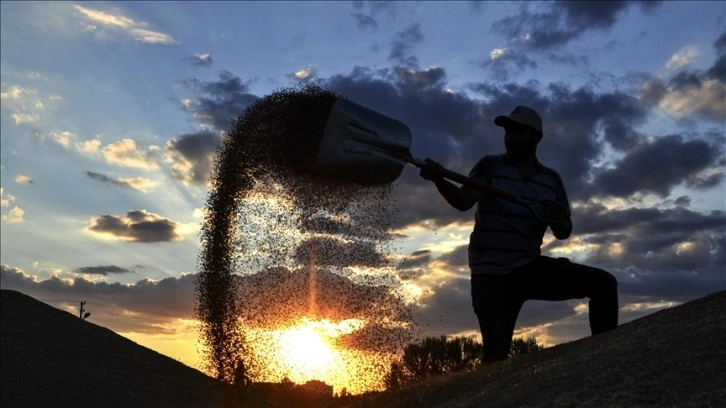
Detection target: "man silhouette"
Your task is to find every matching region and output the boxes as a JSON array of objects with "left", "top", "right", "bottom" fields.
[{"left": 420, "top": 106, "right": 618, "bottom": 363}]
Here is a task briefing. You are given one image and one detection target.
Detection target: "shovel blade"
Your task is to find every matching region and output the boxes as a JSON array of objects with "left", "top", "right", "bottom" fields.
[{"left": 314, "top": 99, "right": 412, "bottom": 185}]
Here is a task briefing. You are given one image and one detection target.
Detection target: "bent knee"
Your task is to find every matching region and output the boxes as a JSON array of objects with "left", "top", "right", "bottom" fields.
[{"left": 593, "top": 269, "right": 618, "bottom": 294}]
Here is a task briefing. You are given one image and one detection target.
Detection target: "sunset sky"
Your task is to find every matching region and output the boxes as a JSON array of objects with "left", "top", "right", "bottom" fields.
[{"left": 1, "top": 1, "right": 725, "bottom": 390}]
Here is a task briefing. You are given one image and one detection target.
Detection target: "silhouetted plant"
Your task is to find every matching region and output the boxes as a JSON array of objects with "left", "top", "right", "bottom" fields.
[
  {"left": 233, "top": 358, "right": 251, "bottom": 387},
  {"left": 510, "top": 336, "right": 543, "bottom": 356},
  {"left": 79, "top": 301, "right": 91, "bottom": 320},
  {"left": 387, "top": 335, "right": 543, "bottom": 390}
]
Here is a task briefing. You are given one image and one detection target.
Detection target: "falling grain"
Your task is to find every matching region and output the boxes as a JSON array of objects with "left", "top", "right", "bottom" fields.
[{"left": 196, "top": 84, "right": 413, "bottom": 393}]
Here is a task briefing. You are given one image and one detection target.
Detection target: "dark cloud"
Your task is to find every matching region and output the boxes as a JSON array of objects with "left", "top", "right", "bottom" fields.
[
  {"left": 0, "top": 264, "right": 196, "bottom": 333},
  {"left": 351, "top": 12, "right": 377, "bottom": 30},
  {"left": 436, "top": 245, "right": 469, "bottom": 272},
  {"left": 491, "top": 1, "right": 662, "bottom": 50},
  {"left": 552, "top": 203, "right": 726, "bottom": 299},
  {"left": 185, "top": 53, "right": 213, "bottom": 67},
  {"left": 74, "top": 265, "right": 132, "bottom": 276},
  {"left": 414, "top": 276, "right": 474, "bottom": 336},
  {"left": 181, "top": 70, "right": 259, "bottom": 130},
  {"left": 592, "top": 135, "right": 723, "bottom": 198},
  {"left": 351, "top": 1, "right": 398, "bottom": 31},
  {"left": 479, "top": 49, "right": 539, "bottom": 82},
  {"left": 673, "top": 195, "right": 692, "bottom": 207},
  {"left": 86, "top": 171, "right": 130, "bottom": 188},
  {"left": 471, "top": 81, "right": 649, "bottom": 201},
  {"left": 322, "top": 64, "right": 668, "bottom": 227},
  {"left": 87, "top": 210, "right": 182, "bottom": 242},
  {"left": 397, "top": 250, "right": 432, "bottom": 270},
  {"left": 166, "top": 130, "right": 221, "bottom": 186},
  {"left": 584, "top": 231, "right": 726, "bottom": 301},
  {"left": 572, "top": 204, "right": 726, "bottom": 237},
  {"left": 389, "top": 23, "right": 424, "bottom": 66},
  {"left": 85, "top": 171, "right": 154, "bottom": 192},
  {"left": 234, "top": 267, "right": 412, "bottom": 350},
  {"left": 294, "top": 236, "right": 387, "bottom": 268}
]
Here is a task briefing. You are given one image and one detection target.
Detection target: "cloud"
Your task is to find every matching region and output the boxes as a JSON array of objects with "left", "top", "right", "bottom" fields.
[
  {"left": 76, "top": 139, "right": 102, "bottom": 154},
  {"left": 73, "top": 5, "right": 177, "bottom": 45},
  {"left": 10, "top": 113, "right": 40, "bottom": 125},
  {"left": 180, "top": 71, "right": 259, "bottom": 130},
  {"left": 186, "top": 53, "right": 213, "bottom": 67},
  {"left": 572, "top": 206, "right": 726, "bottom": 300},
  {"left": 85, "top": 209, "right": 183, "bottom": 242},
  {"left": 479, "top": 48, "right": 539, "bottom": 81},
  {"left": 491, "top": 1, "right": 662, "bottom": 50},
  {"left": 233, "top": 266, "right": 413, "bottom": 353},
  {"left": 351, "top": 12, "right": 377, "bottom": 30},
  {"left": 397, "top": 250, "right": 432, "bottom": 270},
  {"left": 291, "top": 66, "right": 319, "bottom": 83},
  {"left": 1, "top": 188, "right": 24, "bottom": 223},
  {"left": 641, "top": 77, "right": 726, "bottom": 120},
  {"left": 85, "top": 171, "right": 157, "bottom": 193},
  {"left": 294, "top": 236, "right": 387, "bottom": 268},
  {"left": 666, "top": 46, "right": 701, "bottom": 70},
  {"left": 75, "top": 265, "right": 133, "bottom": 276},
  {"left": 14, "top": 175, "right": 32, "bottom": 184},
  {"left": 0, "top": 264, "right": 197, "bottom": 332},
  {"left": 0, "top": 85, "right": 54, "bottom": 125},
  {"left": 102, "top": 139, "right": 162, "bottom": 169},
  {"left": 165, "top": 130, "right": 221, "bottom": 186},
  {"left": 389, "top": 23, "right": 424, "bottom": 66},
  {"left": 642, "top": 33, "right": 726, "bottom": 121},
  {"left": 350, "top": 1, "right": 399, "bottom": 31},
  {"left": 2, "top": 206, "right": 25, "bottom": 224},
  {"left": 592, "top": 134, "right": 724, "bottom": 199},
  {"left": 0, "top": 188, "right": 14, "bottom": 207}
]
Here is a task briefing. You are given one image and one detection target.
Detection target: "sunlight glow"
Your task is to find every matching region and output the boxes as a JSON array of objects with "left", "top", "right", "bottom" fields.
[{"left": 248, "top": 317, "right": 393, "bottom": 394}]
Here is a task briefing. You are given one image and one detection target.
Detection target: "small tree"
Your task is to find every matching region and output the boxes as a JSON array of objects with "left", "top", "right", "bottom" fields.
[
  {"left": 510, "top": 336, "right": 543, "bottom": 356},
  {"left": 79, "top": 301, "right": 91, "bottom": 320},
  {"left": 386, "top": 335, "right": 544, "bottom": 390}
]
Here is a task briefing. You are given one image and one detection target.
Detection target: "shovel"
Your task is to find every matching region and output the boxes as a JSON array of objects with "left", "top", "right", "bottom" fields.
[{"left": 314, "top": 99, "right": 520, "bottom": 203}]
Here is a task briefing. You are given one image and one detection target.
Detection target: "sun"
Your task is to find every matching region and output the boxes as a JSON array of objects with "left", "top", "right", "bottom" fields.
[
  {"left": 275, "top": 320, "right": 337, "bottom": 376},
  {"left": 248, "top": 317, "right": 396, "bottom": 393}
]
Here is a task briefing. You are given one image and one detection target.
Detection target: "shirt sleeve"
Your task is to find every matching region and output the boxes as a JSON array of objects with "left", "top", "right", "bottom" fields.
[{"left": 468, "top": 156, "right": 494, "bottom": 184}]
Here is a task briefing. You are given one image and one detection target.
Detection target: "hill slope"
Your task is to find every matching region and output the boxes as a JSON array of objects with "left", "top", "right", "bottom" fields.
[
  {"left": 0, "top": 289, "right": 233, "bottom": 408},
  {"left": 2, "top": 289, "right": 725, "bottom": 407},
  {"left": 351, "top": 290, "right": 726, "bottom": 408}
]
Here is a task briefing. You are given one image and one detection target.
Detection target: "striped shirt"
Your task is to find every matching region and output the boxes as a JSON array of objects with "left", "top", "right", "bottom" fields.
[{"left": 467, "top": 154, "right": 570, "bottom": 275}]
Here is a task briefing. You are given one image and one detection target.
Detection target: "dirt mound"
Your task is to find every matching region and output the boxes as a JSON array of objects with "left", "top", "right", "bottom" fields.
[
  {"left": 350, "top": 290, "right": 726, "bottom": 408},
  {"left": 0, "top": 290, "right": 232, "bottom": 408},
  {"left": 2, "top": 289, "right": 725, "bottom": 407}
]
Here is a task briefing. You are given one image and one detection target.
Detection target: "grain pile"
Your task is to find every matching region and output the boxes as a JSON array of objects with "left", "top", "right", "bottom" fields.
[{"left": 196, "top": 85, "right": 414, "bottom": 393}]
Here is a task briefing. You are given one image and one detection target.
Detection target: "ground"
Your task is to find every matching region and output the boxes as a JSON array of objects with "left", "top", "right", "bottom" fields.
[{"left": 2, "top": 289, "right": 724, "bottom": 408}]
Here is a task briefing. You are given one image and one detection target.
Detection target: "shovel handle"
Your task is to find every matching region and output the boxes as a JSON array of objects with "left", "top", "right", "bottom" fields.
[{"left": 406, "top": 156, "right": 519, "bottom": 203}]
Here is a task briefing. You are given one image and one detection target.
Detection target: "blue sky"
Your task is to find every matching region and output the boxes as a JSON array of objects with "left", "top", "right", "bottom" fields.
[{"left": 2, "top": 1, "right": 725, "bottom": 381}]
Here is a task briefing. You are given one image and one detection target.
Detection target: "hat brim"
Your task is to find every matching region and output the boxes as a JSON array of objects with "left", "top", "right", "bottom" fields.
[{"left": 494, "top": 115, "right": 516, "bottom": 127}]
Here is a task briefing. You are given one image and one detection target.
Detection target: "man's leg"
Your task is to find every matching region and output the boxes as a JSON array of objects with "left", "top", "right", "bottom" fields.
[
  {"left": 471, "top": 273, "right": 524, "bottom": 362},
  {"left": 508, "top": 256, "right": 619, "bottom": 334}
]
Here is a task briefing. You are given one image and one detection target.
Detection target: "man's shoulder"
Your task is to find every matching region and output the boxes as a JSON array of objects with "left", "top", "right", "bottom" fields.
[
  {"left": 537, "top": 162, "right": 563, "bottom": 179},
  {"left": 470, "top": 154, "right": 505, "bottom": 175},
  {"left": 474, "top": 154, "right": 506, "bottom": 166}
]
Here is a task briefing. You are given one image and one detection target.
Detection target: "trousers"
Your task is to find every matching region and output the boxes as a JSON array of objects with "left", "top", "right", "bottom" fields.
[{"left": 471, "top": 256, "right": 618, "bottom": 362}]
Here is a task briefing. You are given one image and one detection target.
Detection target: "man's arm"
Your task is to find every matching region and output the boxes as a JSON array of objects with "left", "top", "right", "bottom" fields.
[
  {"left": 546, "top": 202, "right": 572, "bottom": 240},
  {"left": 420, "top": 159, "right": 479, "bottom": 211},
  {"left": 432, "top": 178, "right": 479, "bottom": 211},
  {"left": 547, "top": 172, "right": 573, "bottom": 239}
]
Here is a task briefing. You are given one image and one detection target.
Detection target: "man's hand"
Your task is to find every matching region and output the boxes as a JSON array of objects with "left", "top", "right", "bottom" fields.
[
  {"left": 420, "top": 158, "right": 445, "bottom": 181},
  {"left": 545, "top": 201, "right": 572, "bottom": 239}
]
